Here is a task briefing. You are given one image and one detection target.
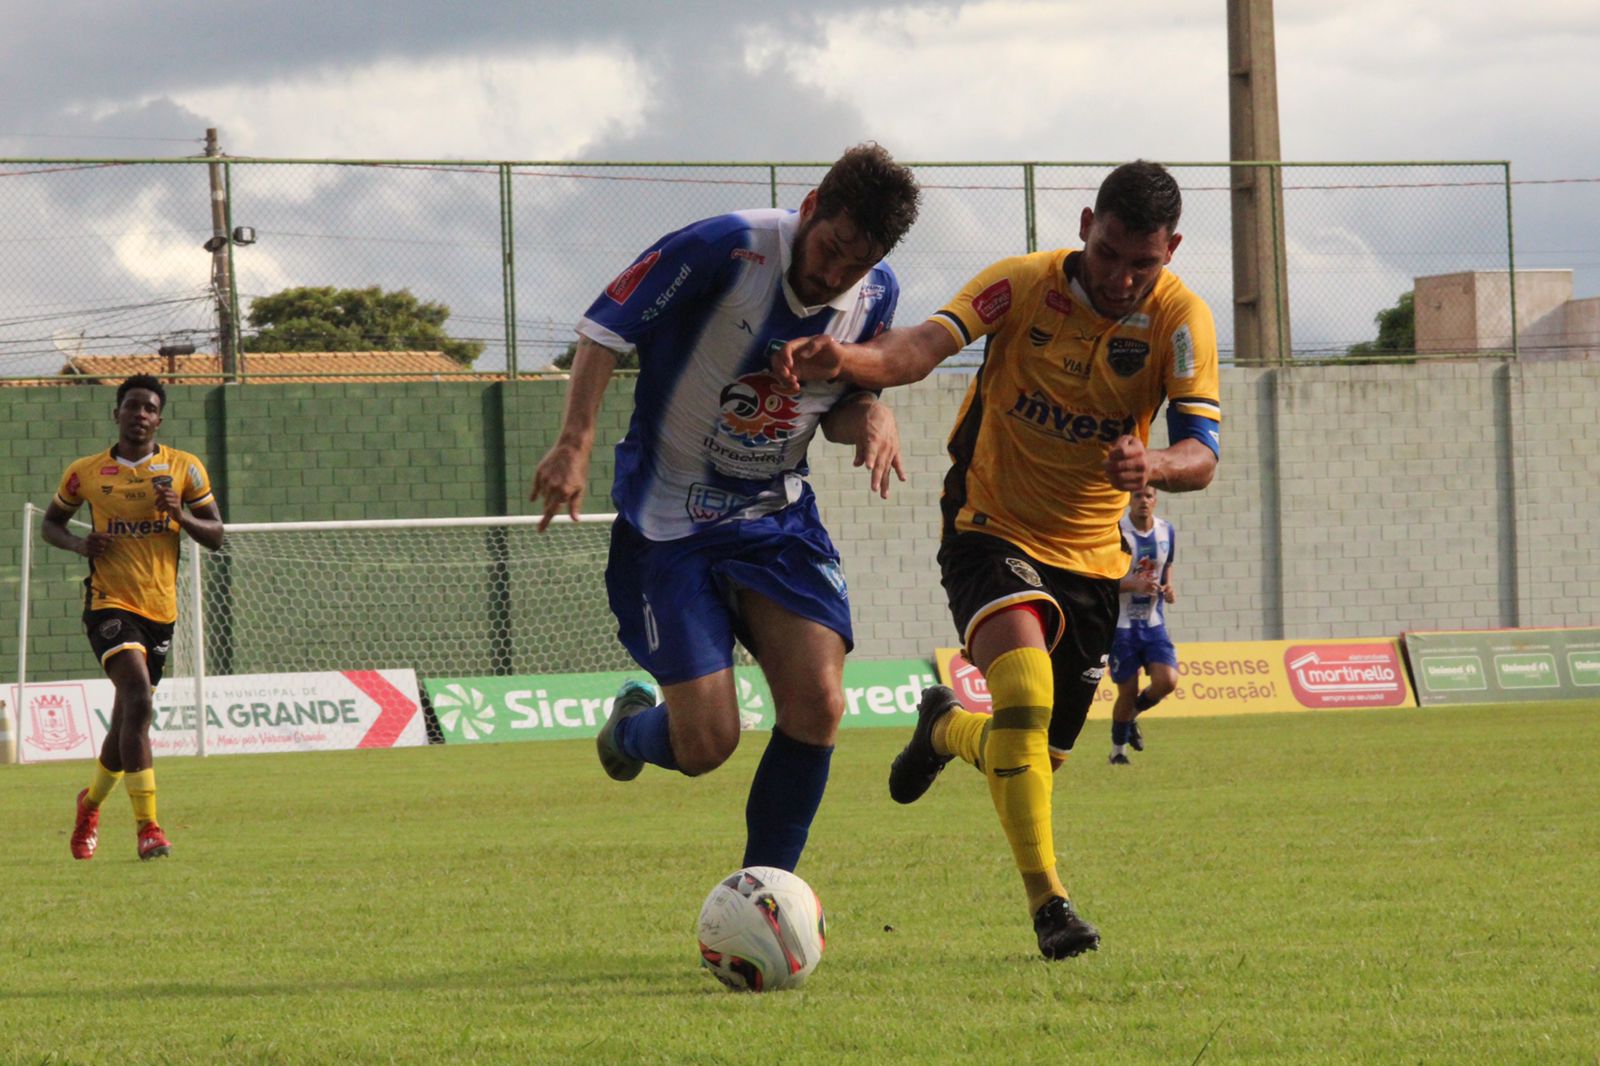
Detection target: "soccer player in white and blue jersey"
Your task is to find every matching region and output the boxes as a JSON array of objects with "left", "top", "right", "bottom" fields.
[
  {"left": 530, "top": 144, "right": 921, "bottom": 873},
  {"left": 1109, "top": 486, "right": 1179, "bottom": 764}
]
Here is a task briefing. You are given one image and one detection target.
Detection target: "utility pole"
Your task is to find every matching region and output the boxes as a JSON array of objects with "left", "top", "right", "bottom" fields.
[
  {"left": 204, "top": 128, "right": 237, "bottom": 379},
  {"left": 1227, "top": 0, "right": 1292, "bottom": 365}
]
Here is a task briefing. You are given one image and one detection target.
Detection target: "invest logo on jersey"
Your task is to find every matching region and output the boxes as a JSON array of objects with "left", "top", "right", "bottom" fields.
[
  {"left": 1008, "top": 389, "right": 1135, "bottom": 444},
  {"left": 717, "top": 372, "right": 802, "bottom": 446},
  {"left": 106, "top": 517, "right": 174, "bottom": 538}
]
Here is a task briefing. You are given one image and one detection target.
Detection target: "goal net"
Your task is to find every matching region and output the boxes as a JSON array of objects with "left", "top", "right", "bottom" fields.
[{"left": 168, "top": 514, "right": 628, "bottom": 739}]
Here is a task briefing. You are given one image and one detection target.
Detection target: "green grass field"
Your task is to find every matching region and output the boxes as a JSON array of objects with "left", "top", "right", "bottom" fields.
[{"left": 3, "top": 701, "right": 1597, "bottom": 1065}]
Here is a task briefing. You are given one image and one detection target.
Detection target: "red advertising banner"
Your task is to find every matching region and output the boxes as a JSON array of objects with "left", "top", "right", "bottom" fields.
[{"left": 936, "top": 638, "right": 1416, "bottom": 718}]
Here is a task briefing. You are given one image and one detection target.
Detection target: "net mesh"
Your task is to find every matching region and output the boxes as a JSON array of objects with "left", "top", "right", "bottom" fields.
[{"left": 169, "top": 517, "right": 626, "bottom": 742}]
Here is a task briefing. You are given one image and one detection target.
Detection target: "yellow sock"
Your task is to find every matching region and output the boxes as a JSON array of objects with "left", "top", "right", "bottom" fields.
[
  {"left": 124, "top": 768, "right": 158, "bottom": 828},
  {"left": 982, "top": 647, "right": 1068, "bottom": 913},
  {"left": 85, "top": 760, "right": 124, "bottom": 807},
  {"left": 935, "top": 708, "right": 991, "bottom": 770}
]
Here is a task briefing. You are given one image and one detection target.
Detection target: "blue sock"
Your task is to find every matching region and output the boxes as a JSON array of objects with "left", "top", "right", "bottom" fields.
[
  {"left": 742, "top": 727, "right": 833, "bottom": 872},
  {"left": 1135, "top": 690, "right": 1159, "bottom": 713},
  {"left": 612, "top": 703, "right": 679, "bottom": 772},
  {"left": 1111, "top": 720, "right": 1131, "bottom": 745}
]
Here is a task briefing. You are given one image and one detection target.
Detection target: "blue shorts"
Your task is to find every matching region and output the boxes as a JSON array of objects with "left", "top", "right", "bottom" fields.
[
  {"left": 605, "top": 500, "right": 853, "bottom": 686},
  {"left": 1109, "top": 626, "right": 1178, "bottom": 684}
]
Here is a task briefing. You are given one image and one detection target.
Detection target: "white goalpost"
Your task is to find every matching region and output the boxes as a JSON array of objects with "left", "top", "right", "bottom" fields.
[{"left": 9, "top": 507, "right": 622, "bottom": 762}]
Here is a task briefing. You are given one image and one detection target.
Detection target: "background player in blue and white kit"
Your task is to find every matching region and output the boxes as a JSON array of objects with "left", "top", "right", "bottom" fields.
[
  {"left": 531, "top": 143, "right": 921, "bottom": 873},
  {"left": 1109, "top": 486, "right": 1178, "bottom": 764}
]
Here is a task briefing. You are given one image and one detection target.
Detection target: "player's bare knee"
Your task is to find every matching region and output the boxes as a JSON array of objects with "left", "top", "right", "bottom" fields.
[
  {"left": 772, "top": 692, "right": 844, "bottom": 747},
  {"left": 675, "top": 727, "right": 740, "bottom": 776}
]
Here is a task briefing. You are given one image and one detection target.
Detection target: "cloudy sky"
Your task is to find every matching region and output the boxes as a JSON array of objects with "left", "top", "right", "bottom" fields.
[{"left": 2, "top": 0, "right": 1596, "bottom": 370}]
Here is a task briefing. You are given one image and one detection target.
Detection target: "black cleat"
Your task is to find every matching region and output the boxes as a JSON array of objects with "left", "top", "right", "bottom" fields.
[
  {"left": 1108, "top": 752, "right": 1131, "bottom": 766},
  {"left": 888, "top": 685, "right": 960, "bottom": 804},
  {"left": 1127, "top": 720, "right": 1144, "bottom": 752},
  {"left": 1033, "top": 897, "right": 1100, "bottom": 960},
  {"left": 597, "top": 680, "right": 655, "bottom": 781}
]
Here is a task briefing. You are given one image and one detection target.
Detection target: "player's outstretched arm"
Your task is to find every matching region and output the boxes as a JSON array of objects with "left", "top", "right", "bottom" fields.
[
  {"left": 820, "top": 393, "right": 906, "bottom": 499},
  {"left": 531, "top": 336, "right": 622, "bottom": 532},
  {"left": 772, "top": 321, "right": 960, "bottom": 392}
]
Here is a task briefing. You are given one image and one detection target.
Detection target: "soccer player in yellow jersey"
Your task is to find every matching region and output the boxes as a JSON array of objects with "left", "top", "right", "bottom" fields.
[
  {"left": 774, "top": 162, "right": 1221, "bottom": 959},
  {"left": 42, "top": 375, "right": 223, "bottom": 861}
]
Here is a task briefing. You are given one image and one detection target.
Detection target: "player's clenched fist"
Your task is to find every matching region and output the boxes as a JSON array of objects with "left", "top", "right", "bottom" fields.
[{"left": 1103, "top": 435, "right": 1151, "bottom": 492}]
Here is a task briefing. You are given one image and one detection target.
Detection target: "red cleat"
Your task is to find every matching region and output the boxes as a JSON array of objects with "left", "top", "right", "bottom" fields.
[
  {"left": 71, "top": 788, "right": 99, "bottom": 860},
  {"left": 137, "top": 822, "right": 172, "bottom": 861}
]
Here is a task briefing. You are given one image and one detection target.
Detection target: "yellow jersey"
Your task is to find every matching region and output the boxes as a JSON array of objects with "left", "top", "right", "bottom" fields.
[
  {"left": 930, "top": 249, "right": 1220, "bottom": 579},
  {"left": 54, "top": 444, "right": 217, "bottom": 624}
]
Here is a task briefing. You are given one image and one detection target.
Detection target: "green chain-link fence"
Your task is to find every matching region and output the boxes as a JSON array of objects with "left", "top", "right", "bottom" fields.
[{"left": 0, "top": 158, "right": 1514, "bottom": 378}]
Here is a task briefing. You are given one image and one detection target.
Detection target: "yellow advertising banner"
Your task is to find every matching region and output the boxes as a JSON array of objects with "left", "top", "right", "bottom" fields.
[{"left": 935, "top": 638, "right": 1417, "bottom": 719}]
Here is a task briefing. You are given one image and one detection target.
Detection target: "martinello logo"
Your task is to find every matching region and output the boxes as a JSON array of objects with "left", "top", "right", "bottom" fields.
[{"left": 433, "top": 684, "right": 496, "bottom": 741}]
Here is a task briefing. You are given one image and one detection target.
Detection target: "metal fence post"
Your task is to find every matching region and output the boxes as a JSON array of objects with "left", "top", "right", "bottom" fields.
[
  {"left": 499, "top": 164, "right": 519, "bottom": 380},
  {"left": 1023, "top": 163, "right": 1037, "bottom": 253},
  {"left": 1504, "top": 161, "right": 1519, "bottom": 358}
]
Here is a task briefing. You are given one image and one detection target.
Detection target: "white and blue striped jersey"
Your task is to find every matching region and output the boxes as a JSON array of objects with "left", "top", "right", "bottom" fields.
[
  {"left": 578, "top": 209, "right": 899, "bottom": 541},
  {"left": 1116, "top": 514, "right": 1175, "bottom": 631}
]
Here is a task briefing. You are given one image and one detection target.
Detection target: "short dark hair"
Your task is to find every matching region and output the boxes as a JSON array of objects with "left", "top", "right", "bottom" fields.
[
  {"left": 1095, "top": 160, "right": 1182, "bottom": 235},
  {"left": 116, "top": 374, "right": 167, "bottom": 411},
  {"left": 813, "top": 142, "right": 922, "bottom": 256}
]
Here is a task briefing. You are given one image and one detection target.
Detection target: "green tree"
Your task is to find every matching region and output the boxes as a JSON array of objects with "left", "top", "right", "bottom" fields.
[
  {"left": 242, "top": 285, "right": 484, "bottom": 366},
  {"left": 1347, "top": 291, "right": 1415, "bottom": 357},
  {"left": 552, "top": 341, "right": 637, "bottom": 371}
]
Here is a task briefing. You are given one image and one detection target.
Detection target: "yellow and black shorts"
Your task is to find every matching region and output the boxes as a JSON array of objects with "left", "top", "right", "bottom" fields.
[
  {"left": 83, "top": 608, "right": 174, "bottom": 687},
  {"left": 937, "top": 531, "right": 1118, "bottom": 755}
]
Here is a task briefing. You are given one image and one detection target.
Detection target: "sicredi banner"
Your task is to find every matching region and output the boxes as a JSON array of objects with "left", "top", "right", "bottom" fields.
[
  {"left": 1404, "top": 627, "right": 1600, "bottom": 705},
  {"left": 423, "top": 659, "right": 939, "bottom": 744},
  {"left": 936, "top": 638, "right": 1417, "bottom": 717},
  {"left": 5, "top": 669, "right": 426, "bottom": 763}
]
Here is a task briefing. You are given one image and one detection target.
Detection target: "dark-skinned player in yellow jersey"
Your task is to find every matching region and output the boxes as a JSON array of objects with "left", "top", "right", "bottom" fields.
[
  {"left": 774, "top": 162, "right": 1221, "bottom": 959},
  {"left": 43, "top": 375, "right": 224, "bottom": 861}
]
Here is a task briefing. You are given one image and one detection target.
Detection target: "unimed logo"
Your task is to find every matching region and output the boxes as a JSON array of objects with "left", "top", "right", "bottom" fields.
[
  {"left": 1421, "top": 656, "right": 1487, "bottom": 692},
  {"left": 1284, "top": 644, "right": 1407, "bottom": 708},
  {"left": 1493, "top": 653, "right": 1559, "bottom": 689}
]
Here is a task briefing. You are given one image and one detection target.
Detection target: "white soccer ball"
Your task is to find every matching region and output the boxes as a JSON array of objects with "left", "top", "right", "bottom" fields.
[{"left": 696, "top": 866, "right": 826, "bottom": 992}]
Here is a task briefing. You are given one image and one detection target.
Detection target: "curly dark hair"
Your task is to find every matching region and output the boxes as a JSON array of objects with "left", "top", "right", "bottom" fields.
[
  {"left": 813, "top": 142, "right": 922, "bottom": 256},
  {"left": 1094, "top": 160, "right": 1183, "bottom": 235},
  {"left": 116, "top": 373, "right": 167, "bottom": 411}
]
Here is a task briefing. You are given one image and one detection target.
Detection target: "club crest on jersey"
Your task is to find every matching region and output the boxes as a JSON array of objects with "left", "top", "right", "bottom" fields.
[
  {"left": 1107, "top": 338, "right": 1150, "bottom": 377},
  {"left": 1005, "top": 558, "right": 1044, "bottom": 588},
  {"left": 717, "top": 372, "right": 802, "bottom": 447}
]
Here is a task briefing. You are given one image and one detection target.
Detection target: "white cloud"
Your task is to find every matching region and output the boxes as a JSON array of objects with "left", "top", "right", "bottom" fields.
[
  {"left": 763, "top": 1, "right": 1227, "bottom": 160},
  {"left": 162, "top": 49, "right": 651, "bottom": 159}
]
